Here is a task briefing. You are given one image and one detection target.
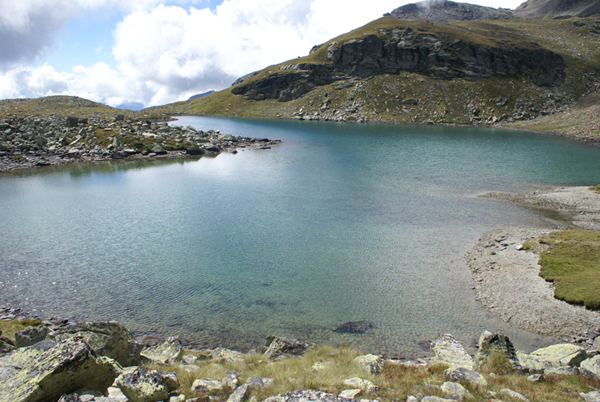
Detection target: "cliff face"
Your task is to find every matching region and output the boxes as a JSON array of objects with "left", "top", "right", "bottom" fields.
[{"left": 231, "top": 26, "right": 565, "bottom": 103}]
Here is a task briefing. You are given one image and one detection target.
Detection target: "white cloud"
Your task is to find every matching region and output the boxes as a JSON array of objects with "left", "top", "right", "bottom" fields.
[{"left": 0, "top": 0, "right": 529, "bottom": 108}]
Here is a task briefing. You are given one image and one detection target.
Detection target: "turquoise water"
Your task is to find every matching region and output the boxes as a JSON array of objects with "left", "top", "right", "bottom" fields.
[{"left": 2, "top": 117, "right": 600, "bottom": 356}]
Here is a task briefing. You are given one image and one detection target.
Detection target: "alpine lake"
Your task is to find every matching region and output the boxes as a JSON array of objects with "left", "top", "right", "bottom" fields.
[{"left": 2, "top": 116, "right": 600, "bottom": 357}]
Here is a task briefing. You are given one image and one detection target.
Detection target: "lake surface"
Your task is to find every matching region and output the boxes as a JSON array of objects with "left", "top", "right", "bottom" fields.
[{"left": 2, "top": 117, "right": 600, "bottom": 356}]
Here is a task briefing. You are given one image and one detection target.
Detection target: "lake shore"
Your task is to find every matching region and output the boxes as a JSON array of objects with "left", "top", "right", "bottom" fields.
[{"left": 467, "top": 186, "right": 600, "bottom": 342}]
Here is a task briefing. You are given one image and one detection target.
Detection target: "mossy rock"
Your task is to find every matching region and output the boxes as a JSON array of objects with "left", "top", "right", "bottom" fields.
[{"left": 516, "top": 344, "right": 587, "bottom": 373}]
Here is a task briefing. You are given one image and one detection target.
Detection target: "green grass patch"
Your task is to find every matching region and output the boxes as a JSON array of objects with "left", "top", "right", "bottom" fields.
[
  {"left": 538, "top": 229, "right": 600, "bottom": 310},
  {"left": 590, "top": 184, "right": 600, "bottom": 194},
  {"left": 0, "top": 319, "right": 42, "bottom": 342}
]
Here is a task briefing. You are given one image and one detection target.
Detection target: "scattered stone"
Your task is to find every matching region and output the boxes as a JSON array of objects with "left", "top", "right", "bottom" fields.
[
  {"left": 527, "top": 374, "right": 544, "bottom": 382},
  {"left": 211, "top": 347, "right": 246, "bottom": 364},
  {"left": 420, "top": 397, "right": 456, "bottom": 402},
  {"left": 264, "top": 336, "right": 312, "bottom": 359},
  {"left": 444, "top": 367, "right": 488, "bottom": 388},
  {"left": 182, "top": 354, "right": 198, "bottom": 365},
  {"left": 333, "top": 321, "right": 374, "bottom": 334},
  {"left": 339, "top": 389, "right": 361, "bottom": 399},
  {"left": 192, "top": 378, "right": 226, "bottom": 393},
  {"left": 312, "top": 361, "right": 333, "bottom": 372},
  {"left": 264, "top": 389, "right": 377, "bottom": 402},
  {"left": 246, "top": 376, "right": 265, "bottom": 390},
  {"left": 431, "top": 334, "right": 474, "bottom": 370},
  {"left": 343, "top": 378, "right": 378, "bottom": 394},
  {"left": 440, "top": 381, "right": 472, "bottom": 400},
  {"left": 354, "top": 354, "right": 384, "bottom": 374},
  {"left": 227, "top": 383, "right": 249, "bottom": 402},
  {"left": 500, "top": 388, "right": 529, "bottom": 401},
  {"left": 141, "top": 337, "right": 183, "bottom": 365},
  {"left": 116, "top": 366, "right": 179, "bottom": 402},
  {"left": 222, "top": 370, "right": 239, "bottom": 389}
]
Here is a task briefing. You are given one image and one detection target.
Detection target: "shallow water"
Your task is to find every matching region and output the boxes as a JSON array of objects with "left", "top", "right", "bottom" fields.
[{"left": 2, "top": 117, "right": 600, "bottom": 356}]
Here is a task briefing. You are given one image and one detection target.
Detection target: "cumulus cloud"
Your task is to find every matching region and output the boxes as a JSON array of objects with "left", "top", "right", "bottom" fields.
[{"left": 0, "top": 0, "right": 527, "bottom": 108}]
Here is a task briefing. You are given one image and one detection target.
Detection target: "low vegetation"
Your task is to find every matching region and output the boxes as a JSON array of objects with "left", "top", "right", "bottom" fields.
[
  {"left": 532, "top": 229, "right": 600, "bottom": 310},
  {"left": 147, "top": 346, "right": 600, "bottom": 402},
  {"left": 0, "top": 319, "right": 41, "bottom": 342}
]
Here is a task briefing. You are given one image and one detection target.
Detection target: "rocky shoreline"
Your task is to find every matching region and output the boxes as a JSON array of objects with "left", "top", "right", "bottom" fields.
[
  {"left": 0, "top": 115, "right": 281, "bottom": 172},
  {"left": 467, "top": 186, "right": 600, "bottom": 344}
]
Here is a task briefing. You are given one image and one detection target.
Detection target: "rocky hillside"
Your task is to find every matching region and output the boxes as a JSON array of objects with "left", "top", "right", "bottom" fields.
[
  {"left": 516, "top": 0, "right": 600, "bottom": 18},
  {"left": 145, "top": 11, "right": 600, "bottom": 135},
  {"left": 387, "top": 0, "right": 515, "bottom": 23}
]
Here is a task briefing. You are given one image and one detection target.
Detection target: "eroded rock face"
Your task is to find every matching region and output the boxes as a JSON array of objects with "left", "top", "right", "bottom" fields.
[{"left": 0, "top": 338, "right": 119, "bottom": 402}]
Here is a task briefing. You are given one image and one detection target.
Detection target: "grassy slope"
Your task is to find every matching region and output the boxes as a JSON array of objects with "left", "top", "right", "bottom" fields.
[{"left": 145, "top": 16, "right": 600, "bottom": 133}]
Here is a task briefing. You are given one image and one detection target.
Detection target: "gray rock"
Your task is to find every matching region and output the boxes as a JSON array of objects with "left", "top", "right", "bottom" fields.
[
  {"left": 227, "top": 383, "right": 249, "bottom": 402},
  {"left": 474, "top": 330, "right": 521, "bottom": 371},
  {"left": 211, "top": 347, "right": 246, "bottom": 364},
  {"left": 581, "top": 391, "right": 600, "bottom": 402},
  {"left": 431, "top": 334, "right": 474, "bottom": 370},
  {"left": 0, "top": 338, "right": 119, "bottom": 402},
  {"left": 264, "top": 336, "right": 312, "bottom": 359},
  {"left": 263, "top": 390, "right": 377, "bottom": 402},
  {"left": 222, "top": 370, "right": 239, "bottom": 389},
  {"left": 343, "top": 378, "right": 378, "bottom": 394},
  {"left": 14, "top": 325, "right": 51, "bottom": 347},
  {"left": 116, "top": 366, "right": 179, "bottom": 402},
  {"left": 580, "top": 355, "right": 600, "bottom": 377},
  {"left": 338, "top": 389, "right": 361, "bottom": 399},
  {"left": 246, "top": 376, "right": 264, "bottom": 389},
  {"left": 354, "top": 354, "right": 384, "bottom": 374},
  {"left": 517, "top": 344, "right": 587, "bottom": 373},
  {"left": 440, "top": 381, "right": 472, "bottom": 400},
  {"left": 500, "top": 388, "right": 529, "bottom": 401},
  {"left": 148, "top": 144, "right": 167, "bottom": 155},
  {"left": 141, "top": 336, "right": 183, "bottom": 365},
  {"left": 191, "top": 378, "right": 225, "bottom": 393},
  {"left": 527, "top": 374, "right": 544, "bottom": 382},
  {"left": 444, "top": 367, "right": 488, "bottom": 388}
]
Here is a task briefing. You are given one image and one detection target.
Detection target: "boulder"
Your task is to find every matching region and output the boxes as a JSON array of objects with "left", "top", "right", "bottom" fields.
[
  {"left": 338, "top": 389, "right": 361, "bottom": 399},
  {"left": 581, "top": 391, "right": 600, "bottom": 402},
  {"left": 580, "top": 355, "right": 600, "bottom": 377},
  {"left": 343, "top": 378, "right": 378, "bottom": 394},
  {"left": 516, "top": 344, "right": 587, "bottom": 373},
  {"left": 353, "top": 354, "right": 384, "bottom": 374},
  {"left": 222, "top": 370, "right": 239, "bottom": 389},
  {"left": 430, "top": 334, "right": 474, "bottom": 370},
  {"left": 246, "top": 376, "right": 265, "bottom": 390},
  {"left": 474, "top": 330, "right": 521, "bottom": 371},
  {"left": 116, "top": 366, "right": 179, "bottom": 402},
  {"left": 14, "top": 325, "right": 51, "bottom": 348},
  {"left": 440, "top": 381, "right": 472, "bottom": 401},
  {"left": 500, "top": 388, "right": 529, "bottom": 401},
  {"left": 54, "top": 321, "right": 144, "bottom": 367},
  {"left": 141, "top": 337, "right": 183, "bottom": 365},
  {"left": 148, "top": 144, "right": 167, "bottom": 155},
  {"left": 0, "top": 338, "right": 119, "bottom": 402},
  {"left": 191, "top": 378, "right": 226, "bottom": 393},
  {"left": 211, "top": 347, "right": 246, "bottom": 364},
  {"left": 264, "top": 336, "right": 312, "bottom": 359},
  {"left": 227, "top": 383, "right": 249, "bottom": 402},
  {"left": 444, "top": 367, "right": 487, "bottom": 388}
]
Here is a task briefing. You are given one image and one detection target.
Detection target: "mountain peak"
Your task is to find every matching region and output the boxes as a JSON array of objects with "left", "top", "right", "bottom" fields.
[{"left": 387, "top": 0, "right": 514, "bottom": 23}]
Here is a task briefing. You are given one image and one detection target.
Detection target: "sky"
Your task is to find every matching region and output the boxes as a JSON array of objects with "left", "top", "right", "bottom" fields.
[{"left": 0, "top": 0, "right": 526, "bottom": 109}]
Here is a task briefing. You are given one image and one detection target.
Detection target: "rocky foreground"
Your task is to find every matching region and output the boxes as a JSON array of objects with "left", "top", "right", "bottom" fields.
[
  {"left": 1, "top": 305, "right": 600, "bottom": 402},
  {"left": 0, "top": 115, "right": 280, "bottom": 172}
]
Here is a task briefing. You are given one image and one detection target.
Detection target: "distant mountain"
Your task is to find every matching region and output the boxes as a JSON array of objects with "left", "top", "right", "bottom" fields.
[
  {"left": 387, "top": 0, "right": 514, "bottom": 23},
  {"left": 516, "top": 0, "right": 600, "bottom": 18},
  {"left": 188, "top": 91, "right": 215, "bottom": 101},
  {"left": 115, "top": 101, "right": 144, "bottom": 111}
]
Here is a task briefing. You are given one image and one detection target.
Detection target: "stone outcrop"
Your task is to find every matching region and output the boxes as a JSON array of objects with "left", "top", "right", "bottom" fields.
[
  {"left": 231, "top": 26, "right": 565, "bottom": 104},
  {"left": 0, "top": 338, "right": 119, "bottom": 402}
]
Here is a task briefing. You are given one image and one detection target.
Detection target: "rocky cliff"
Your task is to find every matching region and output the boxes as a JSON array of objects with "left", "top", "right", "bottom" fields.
[{"left": 387, "top": 0, "right": 515, "bottom": 23}]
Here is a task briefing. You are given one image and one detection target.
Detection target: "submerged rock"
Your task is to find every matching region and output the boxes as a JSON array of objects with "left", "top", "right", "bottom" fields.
[
  {"left": 0, "top": 338, "right": 119, "bottom": 402},
  {"left": 333, "top": 321, "right": 374, "bottom": 334}
]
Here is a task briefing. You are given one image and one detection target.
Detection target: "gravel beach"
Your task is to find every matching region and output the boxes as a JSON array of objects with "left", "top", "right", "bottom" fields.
[{"left": 467, "top": 186, "right": 600, "bottom": 341}]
